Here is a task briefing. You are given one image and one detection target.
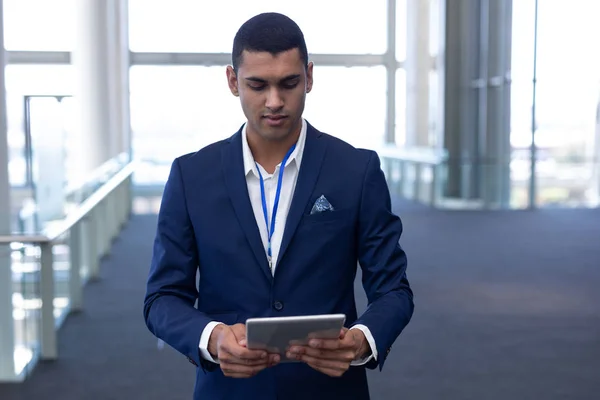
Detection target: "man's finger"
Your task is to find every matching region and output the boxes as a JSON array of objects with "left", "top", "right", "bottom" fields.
[
  {"left": 288, "top": 346, "right": 355, "bottom": 362},
  {"left": 222, "top": 340, "right": 267, "bottom": 361},
  {"left": 307, "top": 337, "right": 344, "bottom": 350},
  {"left": 230, "top": 323, "right": 247, "bottom": 344},
  {"left": 268, "top": 354, "right": 281, "bottom": 366},
  {"left": 233, "top": 347, "right": 268, "bottom": 361},
  {"left": 308, "top": 329, "right": 359, "bottom": 351},
  {"left": 296, "top": 354, "right": 349, "bottom": 377}
]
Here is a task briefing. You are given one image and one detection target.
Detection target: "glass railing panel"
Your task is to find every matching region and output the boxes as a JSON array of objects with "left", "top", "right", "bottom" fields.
[
  {"left": 52, "top": 234, "right": 71, "bottom": 325},
  {"left": 10, "top": 242, "right": 41, "bottom": 378}
]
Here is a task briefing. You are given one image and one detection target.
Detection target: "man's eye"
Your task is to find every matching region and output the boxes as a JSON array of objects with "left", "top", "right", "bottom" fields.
[
  {"left": 282, "top": 82, "right": 299, "bottom": 89},
  {"left": 249, "top": 85, "right": 265, "bottom": 91}
]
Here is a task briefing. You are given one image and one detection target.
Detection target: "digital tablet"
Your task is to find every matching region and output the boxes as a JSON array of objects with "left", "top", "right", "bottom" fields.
[{"left": 246, "top": 314, "right": 346, "bottom": 362}]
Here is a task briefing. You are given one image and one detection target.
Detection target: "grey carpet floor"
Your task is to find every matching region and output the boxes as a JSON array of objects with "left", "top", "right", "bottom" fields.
[{"left": 0, "top": 202, "right": 599, "bottom": 400}]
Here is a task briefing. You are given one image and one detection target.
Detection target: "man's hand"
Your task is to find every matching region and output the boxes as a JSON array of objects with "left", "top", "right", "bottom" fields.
[
  {"left": 208, "top": 323, "right": 280, "bottom": 378},
  {"left": 286, "top": 328, "right": 371, "bottom": 377}
]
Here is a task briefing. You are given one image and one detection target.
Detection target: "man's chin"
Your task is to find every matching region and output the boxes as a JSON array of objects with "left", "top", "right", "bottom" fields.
[
  {"left": 262, "top": 132, "right": 291, "bottom": 142},
  {"left": 258, "top": 125, "right": 291, "bottom": 141}
]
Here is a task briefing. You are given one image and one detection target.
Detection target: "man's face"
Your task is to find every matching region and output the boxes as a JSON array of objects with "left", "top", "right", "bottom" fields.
[{"left": 227, "top": 48, "right": 313, "bottom": 142}]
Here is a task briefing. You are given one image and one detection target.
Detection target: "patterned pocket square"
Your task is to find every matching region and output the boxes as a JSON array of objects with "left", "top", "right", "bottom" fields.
[{"left": 310, "top": 195, "right": 335, "bottom": 214}]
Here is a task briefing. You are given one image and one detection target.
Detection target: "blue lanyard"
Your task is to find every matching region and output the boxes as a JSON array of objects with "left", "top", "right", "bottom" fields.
[{"left": 255, "top": 143, "right": 297, "bottom": 268}]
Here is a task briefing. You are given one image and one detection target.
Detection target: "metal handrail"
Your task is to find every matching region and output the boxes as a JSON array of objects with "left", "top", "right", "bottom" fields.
[
  {"left": 0, "top": 161, "right": 136, "bottom": 244},
  {"left": 64, "top": 152, "right": 129, "bottom": 196},
  {"left": 0, "top": 154, "right": 135, "bottom": 380}
]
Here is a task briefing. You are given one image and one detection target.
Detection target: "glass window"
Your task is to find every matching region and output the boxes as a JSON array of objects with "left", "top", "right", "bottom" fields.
[
  {"left": 129, "top": 66, "right": 242, "bottom": 185},
  {"left": 511, "top": 0, "right": 600, "bottom": 208},
  {"left": 129, "top": 65, "right": 387, "bottom": 185},
  {"left": 429, "top": 0, "right": 441, "bottom": 58},
  {"left": 533, "top": 1, "right": 600, "bottom": 207},
  {"left": 304, "top": 66, "right": 387, "bottom": 149},
  {"left": 129, "top": 0, "right": 387, "bottom": 54},
  {"left": 3, "top": 0, "right": 76, "bottom": 51},
  {"left": 396, "top": 0, "right": 407, "bottom": 61},
  {"left": 395, "top": 69, "right": 408, "bottom": 146},
  {"left": 428, "top": 69, "right": 441, "bottom": 147},
  {"left": 509, "top": 0, "right": 536, "bottom": 208}
]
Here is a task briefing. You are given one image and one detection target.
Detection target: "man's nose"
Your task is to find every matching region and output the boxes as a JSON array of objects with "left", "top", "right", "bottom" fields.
[{"left": 265, "top": 88, "right": 284, "bottom": 110}]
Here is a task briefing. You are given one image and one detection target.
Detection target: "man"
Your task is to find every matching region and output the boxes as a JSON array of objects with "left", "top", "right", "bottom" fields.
[{"left": 144, "top": 12, "right": 413, "bottom": 400}]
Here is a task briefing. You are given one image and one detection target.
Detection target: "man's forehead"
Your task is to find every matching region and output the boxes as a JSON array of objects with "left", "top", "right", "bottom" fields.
[{"left": 237, "top": 49, "right": 305, "bottom": 78}]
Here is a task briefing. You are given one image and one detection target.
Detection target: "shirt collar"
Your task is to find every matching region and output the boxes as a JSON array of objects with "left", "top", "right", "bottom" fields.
[{"left": 242, "top": 118, "right": 307, "bottom": 177}]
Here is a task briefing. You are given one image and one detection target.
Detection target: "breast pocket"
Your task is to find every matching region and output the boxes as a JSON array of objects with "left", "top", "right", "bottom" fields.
[{"left": 302, "top": 209, "right": 353, "bottom": 225}]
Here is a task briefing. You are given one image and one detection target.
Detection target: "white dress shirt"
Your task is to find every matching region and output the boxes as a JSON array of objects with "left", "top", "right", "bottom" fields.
[{"left": 198, "top": 119, "right": 378, "bottom": 365}]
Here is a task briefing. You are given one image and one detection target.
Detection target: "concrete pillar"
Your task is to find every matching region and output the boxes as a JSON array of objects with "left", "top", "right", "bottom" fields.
[
  {"left": 385, "top": 0, "right": 396, "bottom": 144},
  {"left": 443, "top": 0, "right": 477, "bottom": 199},
  {"left": 72, "top": 0, "right": 131, "bottom": 179},
  {"left": 72, "top": 0, "right": 111, "bottom": 177},
  {"left": 106, "top": 0, "right": 131, "bottom": 158},
  {"left": 105, "top": 0, "right": 120, "bottom": 157},
  {"left": 0, "top": 0, "right": 17, "bottom": 381},
  {"left": 405, "top": 0, "right": 431, "bottom": 147},
  {"left": 443, "top": 0, "right": 512, "bottom": 208},
  {"left": 593, "top": 98, "right": 600, "bottom": 205},
  {"left": 115, "top": 0, "right": 131, "bottom": 158},
  {"left": 482, "top": 0, "right": 512, "bottom": 208},
  {"left": 431, "top": 0, "right": 446, "bottom": 150}
]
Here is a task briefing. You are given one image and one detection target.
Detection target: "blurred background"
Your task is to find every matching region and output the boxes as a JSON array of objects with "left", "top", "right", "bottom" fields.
[
  {"left": 3, "top": 0, "right": 600, "bottom": 209},
  {"left": 0, "top": 1, "right": 598, "bottom": 399}
]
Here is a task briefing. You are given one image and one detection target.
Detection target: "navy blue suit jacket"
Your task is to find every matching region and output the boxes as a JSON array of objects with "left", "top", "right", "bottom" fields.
[{"left": 144, "top": 122, "right": 414, "bottom": 400}]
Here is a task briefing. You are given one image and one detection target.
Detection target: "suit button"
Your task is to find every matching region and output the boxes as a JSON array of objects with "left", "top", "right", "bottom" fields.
[{"left": 273, "top": 301, "right": 284, "bottom": 311}]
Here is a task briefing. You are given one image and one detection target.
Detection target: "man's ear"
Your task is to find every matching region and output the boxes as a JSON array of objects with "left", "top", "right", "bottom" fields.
[
  {"left": 226, "top": 65, "right": 239, "bottom": 97},
  {"left": 306, "top": 61, "right": 314, "bottom": 94}
]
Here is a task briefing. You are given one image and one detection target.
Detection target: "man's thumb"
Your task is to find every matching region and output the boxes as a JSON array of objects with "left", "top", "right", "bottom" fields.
[{"left": 232, "top": 324, "right": 247, "bottom": 346}]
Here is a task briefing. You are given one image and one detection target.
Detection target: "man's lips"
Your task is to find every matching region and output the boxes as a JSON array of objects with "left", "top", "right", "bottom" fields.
[{"left": 264, "top": 115, "right": 288, "bottom": 126}]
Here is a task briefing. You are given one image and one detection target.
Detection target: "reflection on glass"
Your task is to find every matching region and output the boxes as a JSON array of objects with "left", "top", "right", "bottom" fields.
[
  {"left": 129, "top": 0, "right": 387, "bottom": 54},
  {"left": 27, "top": 97, "right": 69, "bottom": 229},
  {"left": 130, "top": 65, "right": 387, "bottom": 186},
  {"left": 3, "top": 0, "right": 76, "bottom": 51},
  {"left": 5, "top": 65, "right": 74, "bottom": 188},
  {"left": 8, "top": 95, "right": 77, "bottom": 234}
]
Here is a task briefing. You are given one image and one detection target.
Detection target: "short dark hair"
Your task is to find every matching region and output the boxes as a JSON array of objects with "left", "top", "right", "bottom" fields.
[{"left": 232, "top": 12, "right": 309, "bottom": 73}]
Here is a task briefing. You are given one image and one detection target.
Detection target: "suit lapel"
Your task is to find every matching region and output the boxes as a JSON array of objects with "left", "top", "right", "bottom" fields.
[
  {"left": 222, "top": 129, "right": 273, "bottom": 283},
  {"left": 277, "top": 124, "right": 327, "bottom": 268}
]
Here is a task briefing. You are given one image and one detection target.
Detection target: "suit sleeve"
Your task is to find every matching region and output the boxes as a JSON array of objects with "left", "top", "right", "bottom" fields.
[
  {"left": 143, "top": 158, "right": 217, "bottom": 372},
  {"left": 352, "top": 151, "right": 414, "bottom": 371}
]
